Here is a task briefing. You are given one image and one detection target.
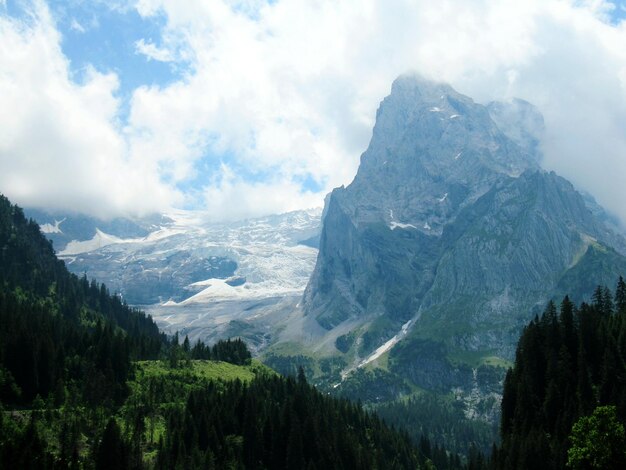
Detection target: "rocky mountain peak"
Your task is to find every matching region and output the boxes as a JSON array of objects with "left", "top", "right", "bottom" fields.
[
  {"left": 344, "top": 75, "right": 539, "bottom": 235},
  {"left": 304, "top": 75, "right": 626, "bottom": 367}
]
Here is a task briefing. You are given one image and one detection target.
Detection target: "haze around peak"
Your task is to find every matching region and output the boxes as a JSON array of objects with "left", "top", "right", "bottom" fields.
[{"left": 1, "top": 0, "right": 626, "bottom": 226}]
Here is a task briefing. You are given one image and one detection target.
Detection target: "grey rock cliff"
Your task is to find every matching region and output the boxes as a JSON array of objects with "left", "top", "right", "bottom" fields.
[{"left": 303, "top": 74, "right": 626, "bottom": 364}]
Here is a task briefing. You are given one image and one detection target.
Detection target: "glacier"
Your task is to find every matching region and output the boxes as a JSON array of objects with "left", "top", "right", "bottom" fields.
[{"left": 35, "top": 208, "right": 322, "bottom": 352}]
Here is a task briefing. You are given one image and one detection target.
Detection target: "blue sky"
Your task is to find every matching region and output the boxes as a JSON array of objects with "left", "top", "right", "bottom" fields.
[
  {"left": 49, "top": 2, "right": 176, "bottom": 100},
  {"left": 2, "top": 0, "right": 626, "bottom": 223},
  {"left": 9, "top": 0, "right": 623, "bottom": 91},
  {"left": 5, "top": 1, "right": 181, "bottom": 122},
  {"left": 41, "top": 0, "right": 327, "bottom": 210},
  {"left": 30, "top": 0, "right": 626, "bottom": 97},
  {"left": 609, "top": 0, "right": 626, "bottom": 22}
]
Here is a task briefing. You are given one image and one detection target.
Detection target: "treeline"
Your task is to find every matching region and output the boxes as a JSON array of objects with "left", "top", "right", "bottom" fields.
[
  {"left": 0, "top": 339, "right": 262, "bottom": 470},
  {"left": 0, "top": 194, "right": 437, "bottom": 469},
  {"left": 0, "top": 195, "right": 165, "bottom": 406},
  {"left": 180, "top": 335, "right": 252, "bottom": 365},
  {"left": 488, "top": 279, "right": 626, "bottom": 469},
  {"left": 0, "top": 357, "right": 434, "bottom": 469},
  {"left": 155, "top": 371, "right": 423, "bottom": 470}
]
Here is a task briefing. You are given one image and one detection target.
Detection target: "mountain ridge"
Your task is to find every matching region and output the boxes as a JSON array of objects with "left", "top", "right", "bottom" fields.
[{"left": 302, "top": 74, "right": 626, "bottom": 385}]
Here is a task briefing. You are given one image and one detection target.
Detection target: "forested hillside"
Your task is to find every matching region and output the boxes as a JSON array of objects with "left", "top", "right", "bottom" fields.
[
  {"left": 155, "top": 371, "right": 426, "bottom": 469},
  {"left": 492, "top": 280, "right": 626, "bottom": 469},
  {"left": 0, "top": 194, "right": 438, "bottom": 469},
  {"left": 0, "top": 194, "right": 165, "bottom": 406}
]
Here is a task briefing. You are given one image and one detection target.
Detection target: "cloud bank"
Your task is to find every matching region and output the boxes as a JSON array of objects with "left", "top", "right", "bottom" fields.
[{"left": 1, "top": 0, "right": 626, "bottom": 224}]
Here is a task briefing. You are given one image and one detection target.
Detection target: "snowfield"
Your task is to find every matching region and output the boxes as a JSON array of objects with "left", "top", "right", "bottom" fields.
[
  {"left": 54, "top": 208, "right": 322, "bottom": 349},
  {"left": 58, "top": 208, "right": 321, "bottom": 303}
]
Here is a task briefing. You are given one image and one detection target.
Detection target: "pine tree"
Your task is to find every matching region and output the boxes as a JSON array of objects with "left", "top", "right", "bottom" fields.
[
  {"left": 495, "top": 284, "right": 626, "bottom": 469},
  {"left": 616, "top": 276, "right": 626, "bottom": 314},
  {"left": 95, "top": 418, "right": 129, "bottom": 470}
]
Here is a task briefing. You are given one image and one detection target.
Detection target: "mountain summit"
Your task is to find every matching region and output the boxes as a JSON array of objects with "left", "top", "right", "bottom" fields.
[{"left": 303, "top": 75, "right": 626, "bottom": 369}]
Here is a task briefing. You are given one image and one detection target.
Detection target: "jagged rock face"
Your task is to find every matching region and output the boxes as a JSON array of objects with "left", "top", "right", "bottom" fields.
[
  {"left": 343, "top": 76, "right": 539, "bottom": 233},
  {"left": 304, "top": 75, "right": 626, "bottom": 358}
]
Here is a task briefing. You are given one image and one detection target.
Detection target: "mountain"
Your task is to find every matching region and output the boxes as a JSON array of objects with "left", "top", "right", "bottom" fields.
[
  {"left": 299, "top": 75, "right": 626, "bottom": 408},
  {"left": 28, "top": 207, "right": 322, "bottom": 352},
  {"left": 21, "top": 74, "right": 626, "bottom": 454},
  {"left": 25, "top": 208, "right": 167, "bottom": 252},
  {"left": 28, "top": 208, "right": 321, "bottom": 305},
  {"left": 2, "top": 194, "right": 450, "bottom": 469}
]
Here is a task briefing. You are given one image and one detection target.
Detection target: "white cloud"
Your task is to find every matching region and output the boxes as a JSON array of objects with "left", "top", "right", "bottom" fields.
[
  {"left": 69, "top": 18, "right": 85, "bottom": 33},
  {"left": 202, "top": 163, "right": 321, "bottom": 221},
  {"left": 0, "top": 1, "right": 181, "bottom": 218},
  {"left": 3, "top": 0, "right": 626, "bottom": 225},
  {"left": 135, "top": 38, "right": 173, "bottom": 62},
  {"left": 129, "top": 0, "right": 626, "bottom": 224}
]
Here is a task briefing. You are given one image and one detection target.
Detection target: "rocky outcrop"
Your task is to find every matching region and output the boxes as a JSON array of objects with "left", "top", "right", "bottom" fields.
[{"left": 304, "top": 74, "right": 626, "bottom": 366}]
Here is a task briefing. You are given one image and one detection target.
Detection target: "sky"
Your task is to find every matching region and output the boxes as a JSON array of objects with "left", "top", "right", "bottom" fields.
[{"left": 1, "top": 0, "right": 626, "bottom": 224}]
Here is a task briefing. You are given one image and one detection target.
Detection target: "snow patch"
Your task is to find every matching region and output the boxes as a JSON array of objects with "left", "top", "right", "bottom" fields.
[
  {"left": 40, "top": 218, "right": 65, "bottom": 234},
  {"left": 144, "top": 227, "right": 186, "bottom": 242},
  {"left": 455, "top": 152, "right": 463, "bottom": 160},
  {"left": 357, "top": 319, "right": 414, "bottom": 369},
  {"left": 60, "top": 229, "right": 134, "bottom": 255},
  {"left": 385, "top": 208, "right": 420, "bottom": 230},
  {"left": 334, "top": 310, "right": 423, "bottom": 387},
  {"left": 336, "top": 319, "right": 417, "bottom": 385},
  {"left": 182, "top": 279, "right": 241, "bottom": 302},
  {"left": 450, "top": 114, "right": 460, "bottom": 119},
  {"left": 389, "top": 221, "right": 417, "bottom": 230},
  {"left": 424, "top": 222, "right": 431, "bottom": 230},
  {"left": 438, "top": 193, "right": 448, "bottom": 202},
  {"left": 429, "top": 106, "right": 441, "bottom": 112}
]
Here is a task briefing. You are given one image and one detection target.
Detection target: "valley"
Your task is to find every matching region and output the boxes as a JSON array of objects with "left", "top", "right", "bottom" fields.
[
  {"left": 4, "top": 1, "right": 626, "bottom": 467},
  {"left": 23, "top": 75, "right": 626, "bottom": 464}
]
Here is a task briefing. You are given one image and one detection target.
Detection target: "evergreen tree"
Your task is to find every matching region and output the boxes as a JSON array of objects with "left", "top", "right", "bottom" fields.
[
  {"left": 616, "top": 276, "right": 626, "bottom": 313},
  {"left": 495, "top": 281, "right": 626, "bottom": 469},
  {"left": 95, "top": 418, "right": 129, "bottom": 470}
]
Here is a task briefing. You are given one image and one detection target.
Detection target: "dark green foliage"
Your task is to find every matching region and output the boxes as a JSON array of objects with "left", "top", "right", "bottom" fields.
[
  {"left": 96, "top": 418, "right": 130, "bottom": 470},
  {"left": 207, "top": 338, "right": 251, "bottom": 365},
  {"left": 337, "top": 368, "right": 411, "bottom": 403},
  {"left": 376, "top": 392, "right": 495, "bottom": 459},
  {"left": 389, "top": 337, "right": 473, "bottom": 393},
  {"left": 494, "top": 280, "right": 626, "bottom": 469},
  {"left": 166, "top": 336, "right": 252, "bottom": 368},
  {"left": 155, "top": 373, "right": 423, "bottom": 470},
  {"left": 263, "top": 353, "right": 316, "bottom": 378},
  {"left": 335, "top": 331, "right": 356, "bottom": 353},
  {"left": 0, "top": 410, "right": 55, "bottom": 469},
  {"left": 0, "top": 194, "right": 165, "bottom": 406},
  {"left": 0, "top": 194, "right": 435, "bottom": 469},
  {"left": 567, "top": 405, "right": 626, "bottom": 469}
]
